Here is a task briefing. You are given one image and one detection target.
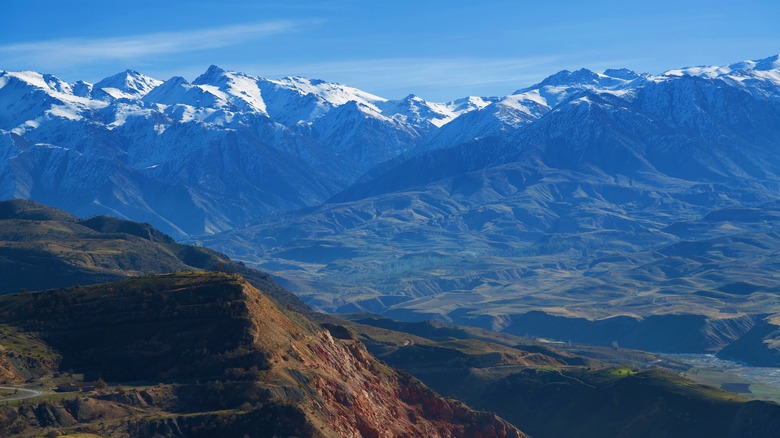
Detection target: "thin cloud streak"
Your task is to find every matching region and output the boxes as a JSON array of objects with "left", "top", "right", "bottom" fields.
[{"left": 0, "top": 21, "right": 297, "bottom": 66}]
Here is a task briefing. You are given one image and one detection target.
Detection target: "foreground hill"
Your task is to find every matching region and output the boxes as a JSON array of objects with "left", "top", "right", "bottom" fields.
[
  {"left": 334, "top": 314, "right": 780, "bottom": 438},
  {"left": 0, "top": 272, "right": 524, "bottom": 437}
]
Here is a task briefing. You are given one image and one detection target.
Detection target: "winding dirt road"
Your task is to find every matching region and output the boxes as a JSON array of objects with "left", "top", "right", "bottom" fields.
[{"left": 0, "top": 386, "right": 47, "bottom": 402}]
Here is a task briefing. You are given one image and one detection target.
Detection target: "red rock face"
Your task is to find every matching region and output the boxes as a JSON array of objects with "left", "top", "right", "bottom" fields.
[
  {"left": 0, "top": 349, "right": 25, "bottom": 383},
  {"left": 295, "top": 329, "right": 524, "bottom": 438},
  {"left": 241, "top": 280, "right": 527, "bottom": 438},
  {"left": 0, "top": 273, "right": 526, "bottom": 437}
]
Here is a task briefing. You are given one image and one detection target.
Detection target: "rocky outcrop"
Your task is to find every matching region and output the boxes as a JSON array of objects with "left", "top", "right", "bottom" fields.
[
  {"left": 0, "top": 272, "right": 526, "bottom": 437},
  {"left": 240, "top": 273, "right": 526, "bottom": 437}
]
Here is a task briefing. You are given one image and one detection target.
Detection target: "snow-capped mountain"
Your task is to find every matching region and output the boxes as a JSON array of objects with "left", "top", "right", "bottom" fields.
[
  {"left": 258, "top": 74, "right": 388, "bottom": 124},
  {"left": 0, "top": 65, "right": 486, "bottom": 237},
  {"left": 2, "top": 55, "right": 780, "bottom": 243},
  {"left": 418, "top": 67, "right": 646, "bottom": 153},
  {"left": 0, "top": 70, "right": 104, "bottom": 132},
  {"left": 332, "top": 55, "right": 780, "bottom": 205},
  {"left": 665, "top": 54, "right": 780, "bottom": 81},
  {"left": 92, "top": 70, "right": 163, "bottom": 101}
]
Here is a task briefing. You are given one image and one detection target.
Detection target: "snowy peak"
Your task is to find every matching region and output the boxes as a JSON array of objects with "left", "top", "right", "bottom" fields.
[
  {"left": 753, "top": 54, "right": 780, "bottom": 71},
  {"left": 664, "top": 54, "right": 780, "bottom": 78},
  {"left": 494, "top": 93, "right": 551, "bottom": 119},
  {"left": 309, "top": 98, "right": 419, "bottom": 173},
  {"left": 446, "top": 96, "right": 498, "bottom": 114},
  {"left": 379, "top": 94, "right": 458, "bottom": 128},
  {"left": 258, "top": 75, "right": 388, "bottom": 124},
  {"left": 143, "top": 76, "right": 190, "bottom": 101},
  {"left": 322, "top": 99, "right": 386, "bottom": 122},
  {"left": 662, "top": 54, "right": 780, "bottom": 98},
  {"left": 93, "top": 70, "right": 162, "bottom": 100},
  {"left": 72, "top": 81, "right": 93, "bottom": 98},
  {"left": 142, "top": 76, "right": 238, "bottom": 123},
  {"left": 536, "top": 68, "right": 603, "bottom": 87},
  {"left": 603, "top": 68, "right": 642, "bottom": 81},
  {"left": 192, "top": 65, "right": 228, "bottom": 84},
  {"left": 143, "top": 76, "right": 199, "bottom": 105},
  {"left": 4, "top": 53, "right": 780, "bottom": 242},
  {"left": 0, "top": 64, "right": 471, "bottom": 141},
  {"left": 0, "top": 70, "right": 73, "bottom": 95},
  {"left": 140, "top": 65, "right": 271, "bottom": 119},
  {"left": 525, "top": 67, "right": 639, "bottom": 92},
  {"left": 509, "top": 67, "right": 642, "bottom": 111},
  {"left": 271, "top": 76, "right": 386, "bottom": 109},
  {"left": 0, "top": 70, "right": 105, "bottom": 132},
  {"left": 192, "top": 66, "right": 268, "bottom": 115},
  {"left": 417, "top": 66, "right": 651, "bottom": 154}
]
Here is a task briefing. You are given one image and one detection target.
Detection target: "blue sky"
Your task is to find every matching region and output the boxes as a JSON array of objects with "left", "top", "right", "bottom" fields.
[{"left": 1, "top": 0, "right": 779, "bottom": 101}]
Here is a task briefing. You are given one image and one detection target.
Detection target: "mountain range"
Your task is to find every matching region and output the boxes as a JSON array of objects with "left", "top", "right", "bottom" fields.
[
  {"left": 0, "top": 65, "right": 486, "bottom": 237},
  {"left": 4, "top": 55, "right": 780, "bottom": 362},
  {"left": 6, "top": 56, "right": 776, "bottom": 239}
]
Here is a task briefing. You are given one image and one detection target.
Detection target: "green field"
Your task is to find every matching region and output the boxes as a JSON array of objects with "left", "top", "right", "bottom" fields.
[{"left": 683, "top": 367, "right": 780, "bottom": 404}]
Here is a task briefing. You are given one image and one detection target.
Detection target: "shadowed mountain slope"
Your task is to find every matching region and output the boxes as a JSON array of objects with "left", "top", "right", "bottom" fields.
[
  {"left": 0, "top": 199, "right": 309, "bottom": 313},
  {"left": 337, "top": 313, "right": 780, "bottom": 438}
]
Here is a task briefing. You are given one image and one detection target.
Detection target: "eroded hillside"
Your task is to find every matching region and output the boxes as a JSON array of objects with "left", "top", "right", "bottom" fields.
[{"left": 0, "top": 272, "right": 524, "bottom": 437}]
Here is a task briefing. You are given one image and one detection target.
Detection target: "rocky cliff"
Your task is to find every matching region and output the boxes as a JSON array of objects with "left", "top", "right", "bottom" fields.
[{"left": 0, "top": 272, "right": 525, "bottom": 437}]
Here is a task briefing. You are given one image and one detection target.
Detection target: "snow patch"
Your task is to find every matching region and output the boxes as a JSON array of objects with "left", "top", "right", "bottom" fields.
[{"left": 47, "top": 105, "right": 83, "bottom": 121}]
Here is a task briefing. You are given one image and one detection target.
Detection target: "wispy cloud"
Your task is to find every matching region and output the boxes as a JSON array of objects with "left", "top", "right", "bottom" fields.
[{"left": 0, "top": 21, "right": 297, "bottom": 67}]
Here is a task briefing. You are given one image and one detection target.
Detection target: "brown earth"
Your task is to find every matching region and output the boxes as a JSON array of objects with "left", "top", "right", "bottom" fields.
[{"left": 0, "top": 272, "right": 525, "bottom": 437}]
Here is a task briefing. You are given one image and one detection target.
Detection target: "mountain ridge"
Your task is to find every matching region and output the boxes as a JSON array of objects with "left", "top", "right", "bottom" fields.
[{"left": 2, "top": 55, "right": 779, "bottom": 239}]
